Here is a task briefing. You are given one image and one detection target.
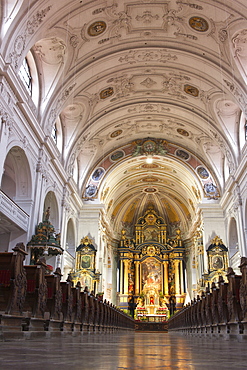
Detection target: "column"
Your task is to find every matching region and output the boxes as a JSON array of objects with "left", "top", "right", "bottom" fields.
[
  {"left": 119, "top": 260, "right": 124, "bottom": 294},
  {"left": 123, "top": 260, "right": 129, "bottom": 295},
  {"left": 179, "top": 260, "right": 184, "bottom": 294},
  {"left": 174, "top": 260, "right": 180, "bottom": 295},
  {"left": 163, "top": 260, "right": 169, "bottom": 295},
  {"left": 135, "top": 261, "right": 140, "bottom": 295}
]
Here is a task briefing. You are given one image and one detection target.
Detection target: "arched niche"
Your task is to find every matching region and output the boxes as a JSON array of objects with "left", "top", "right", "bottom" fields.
[
  {"left": 228, "top": 217, "right": 240, "bottom": 273},
  {"left": 1, "top": 146, "right": 32, "bottom": 213},
  {"left": 43, "top": 191, "right": 59, "bottom": 232},
  {"left": 66, "top": 218, "right": 76, "bottom": 257}
]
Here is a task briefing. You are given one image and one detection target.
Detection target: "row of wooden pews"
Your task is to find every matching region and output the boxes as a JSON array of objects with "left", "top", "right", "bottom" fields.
[
  {"left": 0, "top": 244, "right": 135, "bottom": 340},
  {"left": 168, "top": 257, "right": 247, "bottom": 340}
]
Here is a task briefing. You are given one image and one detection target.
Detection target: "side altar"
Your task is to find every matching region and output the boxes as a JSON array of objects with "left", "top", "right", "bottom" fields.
[
  {"left": 70, "top": 236, "right": 101, "bottom": 293},
  {"left": 118, "top": 208, "right": 185, "bottom": 318}
]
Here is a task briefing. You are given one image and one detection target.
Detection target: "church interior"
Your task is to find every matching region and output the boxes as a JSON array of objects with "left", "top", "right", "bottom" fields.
[{"left": 0, "top": 0, "right": 246, "bottom": 326}]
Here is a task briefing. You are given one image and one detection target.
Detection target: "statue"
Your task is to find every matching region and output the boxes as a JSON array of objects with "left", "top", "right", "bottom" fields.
[
  {"left": 44, "top": 207, "right": 50, "bottom": 221},
  {"left": 136, "top": 296, "right": 144, "bottom": 307}
]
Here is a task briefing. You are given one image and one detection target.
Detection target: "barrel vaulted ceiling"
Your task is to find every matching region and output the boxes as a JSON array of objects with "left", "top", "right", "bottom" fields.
[{"left": 1, "top": 0, "right": 246, "bottom": 238}]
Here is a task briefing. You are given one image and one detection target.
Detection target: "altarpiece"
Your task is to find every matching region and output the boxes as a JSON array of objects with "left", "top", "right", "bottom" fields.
[{"left": 118, "top": 208, "right": 185, "bottom": 320}]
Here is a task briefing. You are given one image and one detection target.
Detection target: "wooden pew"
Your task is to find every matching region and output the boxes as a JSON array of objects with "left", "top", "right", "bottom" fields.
[
  {"left": 226, "top": 267, "right": 242, "bottom": 335},
  {"left": 23, "top": 259, "right": 48, "bottom": 332},
  {"left": 210, "top": 282, "right": 220, "bottom": 334},
  {"left": 60, "top": 275, "right": 73, "bottom": 332},
  {"left": 0, "top": 243, "right": 27, "bottom": 334},
  {"left": 71, "top": 282, "right": 82, "bottom": 333},
  {"left": 81, "top": 289, "right": 89, "bottom": 332},
  {"left": 239, "top": 257, "right": 247, "bottom": 334},
  {"left": 88, "top": 294, "right": 95, "bottom": 332},
  {"left": 45, "top": 267, "right": 63, "bottom": 332}
]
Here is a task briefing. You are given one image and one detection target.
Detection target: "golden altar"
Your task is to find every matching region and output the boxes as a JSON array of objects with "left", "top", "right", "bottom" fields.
[{"left": 118, "top": 208, "right": 185, "bottom": 315}]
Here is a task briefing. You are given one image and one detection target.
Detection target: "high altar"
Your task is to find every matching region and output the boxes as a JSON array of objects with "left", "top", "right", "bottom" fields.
[{"left": 118, "top": 208, "right": 185, "bottom": 319}]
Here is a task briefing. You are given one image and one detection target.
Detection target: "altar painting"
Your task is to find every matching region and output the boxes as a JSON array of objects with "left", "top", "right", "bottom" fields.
[
  {"left": 79, "top": 274, "right": 92, "bottom": 291},
  {"left": 81, "top": 255, "right": 91, "bottom": 269},
  {"left": 142, "top": 258, "right": 161, "bottom": 293}
]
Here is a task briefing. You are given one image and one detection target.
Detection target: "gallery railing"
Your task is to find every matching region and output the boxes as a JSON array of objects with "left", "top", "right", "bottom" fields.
[
  {"left": 0, "top": 244, "right": 135, "bottom": 339},
  {"left": 168, "top": 257, "right": 247, "bottom": 339}
]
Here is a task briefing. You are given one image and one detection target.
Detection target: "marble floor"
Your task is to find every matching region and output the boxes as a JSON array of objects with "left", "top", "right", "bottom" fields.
[{"left": 0, "top": 332, "right": 247, "bottom": 370}]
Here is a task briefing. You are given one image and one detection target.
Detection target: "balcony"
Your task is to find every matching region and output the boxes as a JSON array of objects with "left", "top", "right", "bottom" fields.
[{"left": 0, "top": 189, "right": 29, "bottom": 233}]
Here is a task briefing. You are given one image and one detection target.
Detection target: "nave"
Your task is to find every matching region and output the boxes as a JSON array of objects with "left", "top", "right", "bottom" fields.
[{"left": 1, "top": 332, "right": 247, "bottom": 370}]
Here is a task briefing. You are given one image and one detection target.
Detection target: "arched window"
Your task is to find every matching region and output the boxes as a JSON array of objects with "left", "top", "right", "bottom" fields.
[
  {"left": 51, "top": 123, "right": 57, "bottom": 144},
  {"left": 239, "top": 112, "right": 247, "bottom": 150},
  {"left": 19, "top": 57, "right": 32, "bottom": 95}
]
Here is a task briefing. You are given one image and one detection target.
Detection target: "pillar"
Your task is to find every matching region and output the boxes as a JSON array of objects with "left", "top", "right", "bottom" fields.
[
  {"left": 179, "top": 260, "right": 184, "bottom": 294},
  {"left": 123, "top": 260, "right": 129, "bottom": 295},
  {"left": 174, "top": 260, "right": 180, "bottom": 295},
  {"left": 135, "top": 261, "right": 140, "bottom": 295},
  {"left": 163, "top": 260, "right": 169, "bottom": 295},
  {"left": 119, "top": 260, "right": 124, "bottom": 294}
]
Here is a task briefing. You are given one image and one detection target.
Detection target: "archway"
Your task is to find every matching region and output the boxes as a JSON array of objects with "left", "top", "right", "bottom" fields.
[{"left": 228, "top": 217, "right": 240, "bottom": 273}]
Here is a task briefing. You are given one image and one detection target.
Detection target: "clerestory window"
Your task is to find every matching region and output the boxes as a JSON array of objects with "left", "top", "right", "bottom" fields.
[{"left": 19, "top": 58, "right": 32, "bottom": 95}]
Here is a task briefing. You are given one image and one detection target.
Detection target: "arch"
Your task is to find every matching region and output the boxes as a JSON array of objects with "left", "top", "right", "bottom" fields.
[
  {"left": 228, "top": 217, "right": 241, "bottom": 274},
  {"left": 1, "top": 146, "right": 32, "bottom": 213},
  {"left": 228, "top": 217, "right": 239, "bottom": 258},
  {"left": 43, "top": 191, "right": 59, "bottom": 232},
  {"left": 66, "top": 218, "right": 76, "bottom": 257}
]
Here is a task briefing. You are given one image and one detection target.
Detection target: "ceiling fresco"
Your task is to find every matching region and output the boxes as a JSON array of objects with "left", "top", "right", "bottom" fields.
[{"left": 2, "top": 0, "right": 246, "bottom": 239}]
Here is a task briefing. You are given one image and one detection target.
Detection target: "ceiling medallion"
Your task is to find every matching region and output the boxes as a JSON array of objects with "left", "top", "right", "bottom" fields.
[
  {"left": 204, "top": 183, "right": 219, "bottom": 199},
  {"left": 100, "top": 87, "right": 114, "bottom": 99},
  {"left": 177, "top": 128, "right": 189, "bottom": 136},
  {"left": 197, "top": 166, "right": 209, "bottom": 179},
  {"left": 144, "top": 187, "right": 157, "bottom": 193},
  {"left": 110, "top": 150, "right": 124, "bottom": 161},
  {"left": 132, "top": 138, "right": 168, "bottom": 157},
  {"left": 189, "top": 16, "right": 209, "bottom": 32},
  {"left": 92, "top": 167, "right": 105, "bottom": 182},
  {"left": 87, "top": 21, "right": 107, "bottom": 36},
  {"left": 110, "top": 129, "right": 122, "bottom": 138},
  {"left": 184, "top": 84, "right": 199, "bottom": 97},
  {"left": 175, "top": 149, "right": 190, "bottom": 160},
  {"left": 84, "top": 184, "right": 97, "bottom": 198}
]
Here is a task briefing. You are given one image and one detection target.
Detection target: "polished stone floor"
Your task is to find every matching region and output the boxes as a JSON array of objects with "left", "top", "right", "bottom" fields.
[{"left": 0, "top": 332, "right": 247, "bottom": 370}]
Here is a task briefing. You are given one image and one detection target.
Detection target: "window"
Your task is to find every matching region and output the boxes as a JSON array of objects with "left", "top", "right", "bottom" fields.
[
  {"left": 19, "top": 58, "right": 32, "bottom": 95},
  {"left": 51, "top": 123, "right": 57, "bottom": 143}
]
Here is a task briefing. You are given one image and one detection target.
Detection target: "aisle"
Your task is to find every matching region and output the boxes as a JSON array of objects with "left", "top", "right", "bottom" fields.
[{"left": 0, "top": 332, "right": 246, "bottom": 369}]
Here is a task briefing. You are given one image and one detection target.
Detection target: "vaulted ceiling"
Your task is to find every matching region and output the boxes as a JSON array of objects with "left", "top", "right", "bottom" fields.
[{"left": 1, "top": 0, "right": 246, "bottom": 238}]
